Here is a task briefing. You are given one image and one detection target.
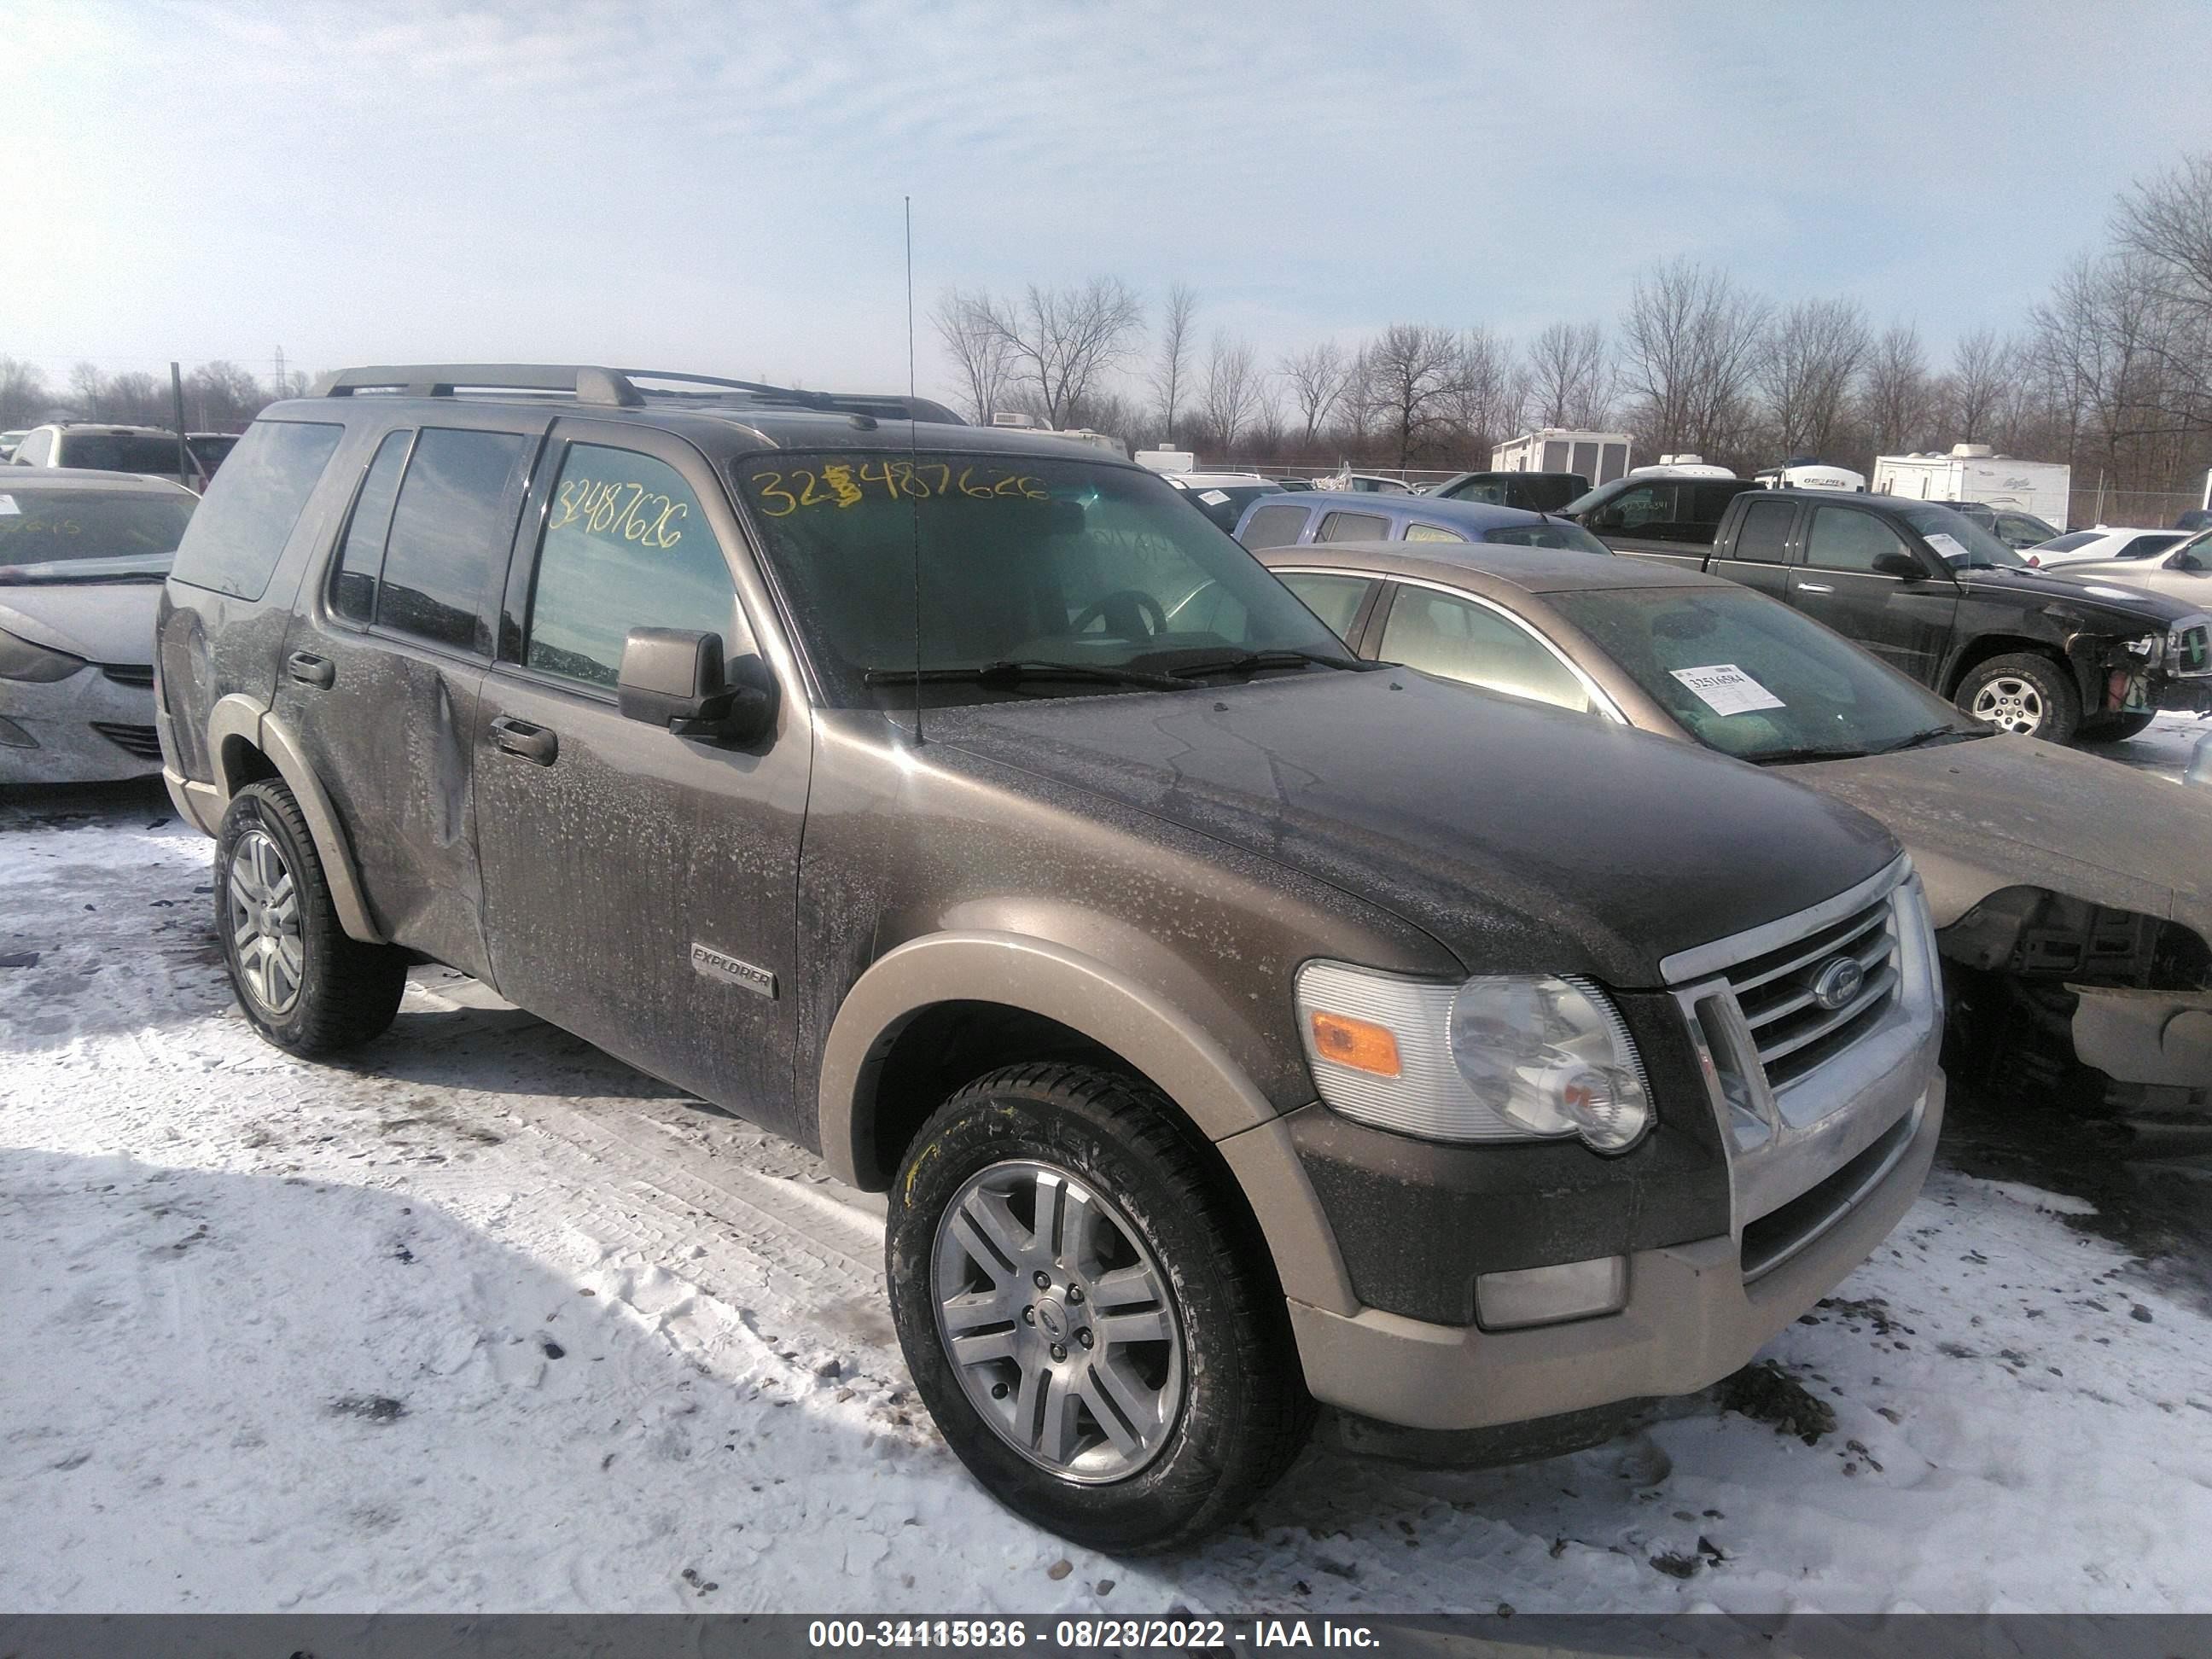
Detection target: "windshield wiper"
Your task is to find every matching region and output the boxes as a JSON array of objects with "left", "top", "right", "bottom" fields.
[
  {"left": 1755, "top": 744, "right": 1875, "bottom": 765},
  {"left": 1163, "top": 649, "right": 1373, "bottom": 679},
  {"left": 862, "top": 659, "right": 1187, "bottom": 692},
  {"left": 1873, "top": 725, "right": 1987, "bottom": 754}
]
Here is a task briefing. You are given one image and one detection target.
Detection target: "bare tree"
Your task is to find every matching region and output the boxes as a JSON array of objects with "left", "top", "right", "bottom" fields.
[
  {"left": 186, "top": 361, "right": 266, "bottom": 431},
  {"left": 1196, "top": 331, "right": 1263, "bottom": 452},
  {"left": 0, "top": 357, "right": 50, "bottom": 428},
  {"left": 103, "top": 370, "right": 168, "bottom": 427},
  {"left": 932, "top": 288, "right": 1016, "bottom": 422},
  {"left": 1941, "top": 328, "right": 2014, "bottom": 444},
  {"left": 68, "top": 362, "right": 106, "bottom": 419},
  {"left": 1353, "top": 324, "right": 1469, "bottom": 468},
  {"left": 974, "top": 278, "right": 1146, "bottom": 430},
  {"left": 1618, "top": 259, "right": 1771, "bottom": 459},
  {"left": 1757, "top": 297, "right": 1870, "bottom": 459},
  {"left": 1522, "top": 321, "right": 1612, "bottom": 428},
  {"left": 1446, "top": 327, "right": 1521, "bottom": 463},
  {"left": 1860, "top": 323, "right": 1934, "bottom": 457},
  {"left": 2114, "top": 152, "right": 2212, "bottom": 324},
  {"left": 1277, "top": 341, "right": 1352, "bottom": 446},
  {"left": 1149, "top": 282, "right": 1198, "bottom": 443}
]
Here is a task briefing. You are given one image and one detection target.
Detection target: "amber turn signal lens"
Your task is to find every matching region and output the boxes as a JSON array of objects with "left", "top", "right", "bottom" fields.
[{"left": 1308, "top": 1010, "right": 1402, "bottom": 1078}]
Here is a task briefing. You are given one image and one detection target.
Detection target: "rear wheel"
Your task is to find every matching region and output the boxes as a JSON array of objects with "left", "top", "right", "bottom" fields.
[
  {"left": 214, "top": 781, "right": 408, "bottom": 1055},
  {"left": 1955, "top": 653, "right": 2080, "bottom": 743},
  {"left": 887, "top": 1062, "right": 1312, "bottom": 1552}
]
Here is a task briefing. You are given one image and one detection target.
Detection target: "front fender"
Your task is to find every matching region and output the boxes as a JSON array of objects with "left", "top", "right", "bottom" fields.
[{"left": 817, "top": 928, "right": 1359, "bottom": 1316}]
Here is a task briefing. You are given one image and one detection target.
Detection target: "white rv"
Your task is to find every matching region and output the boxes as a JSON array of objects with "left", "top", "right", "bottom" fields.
[
  {"left": 1627, "top": 453, "right": 1736, "bottom": 480},
  {"left": 1872, "top": 444, "right": 2070, "bottom": 525},
  {"left": 1489, "top": 428, "right": 1633, "bottom": 486},
  {"left": 1754, "top": 461, "right": 1867, "bottom": 492}
]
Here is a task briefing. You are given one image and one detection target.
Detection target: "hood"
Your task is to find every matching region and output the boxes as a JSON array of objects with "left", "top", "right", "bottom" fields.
[
  {"left": 1792, "top": 734, "right": 2212, "bottom": 939},
  {"left": 1960, "top": 565, "right": 2201, "bottom": 626},
  {"left": 0, "top": 580, "right": 161, "bottom": 666},
  {"left": 923, "top": 671, "right": 1899, "bottom": 987}
]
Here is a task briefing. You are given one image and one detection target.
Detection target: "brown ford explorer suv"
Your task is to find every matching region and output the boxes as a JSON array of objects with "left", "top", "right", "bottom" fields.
[{"left": 154, "top": 364, "right": 1946, "bottom": 1551}]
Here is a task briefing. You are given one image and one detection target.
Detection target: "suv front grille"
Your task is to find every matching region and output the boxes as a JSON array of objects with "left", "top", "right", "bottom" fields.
[
  {"left": 91, "top": 721, "right": 163, "bottom": 759},
  {"left": 101, "top": 663, "right": 154, "bottom": 688},
  {"left": 1720, "top": 894, "right": 1899, "bottom": 1091},
  {"left": 2174, "top": 623, "right": 2210, "bottom": 678}
]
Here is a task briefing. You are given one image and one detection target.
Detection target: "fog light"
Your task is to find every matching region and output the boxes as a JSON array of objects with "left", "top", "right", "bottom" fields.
[
  {"left": 0, "top": 714, "right": 36, "bottom": 748},
  {"left": 1476, "top": 1255, "right": 1627, "bottom": 1330}
]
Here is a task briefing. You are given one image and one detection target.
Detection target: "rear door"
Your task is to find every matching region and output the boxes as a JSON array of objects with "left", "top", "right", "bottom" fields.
[
  {"left": 472, "top": 420, "right": 809, "bottom": 1127},
  {"left": 1707, "top": 495, "right": 1799, "bottom": 599},
  {"left": 1785, "top": 503, "right": 1959, "bottom": 687},
  {"left": 274, "top": 416, "right": 540, "bottom": 978}
]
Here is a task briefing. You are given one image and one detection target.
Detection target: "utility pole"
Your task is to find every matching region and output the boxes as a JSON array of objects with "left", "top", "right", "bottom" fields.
[
  {"left": 271, "top": 346, "right": 288, "bottom": 400},
  {"left": 169, "top": 362, "right": 192, "bottom": 486}
]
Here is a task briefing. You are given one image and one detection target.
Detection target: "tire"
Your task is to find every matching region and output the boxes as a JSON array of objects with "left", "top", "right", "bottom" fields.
[
  {"left": 1954, "top": 653, "right": 2081, "bottom": 743},
  {"left": 2076, "top": 710, "right": 2157, "bottom": 744},
  {"left": 213, "top": 780, "right": 408, "bottom": 1056},
  {"left": 887, "top": 1063, "right": 1313, "bottom": 1552}
]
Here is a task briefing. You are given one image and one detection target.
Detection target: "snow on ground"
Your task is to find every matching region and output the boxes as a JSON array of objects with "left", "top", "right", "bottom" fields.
[
  {"left": 3, "top": 782, "right": 2210, "bottom": 1614},
  {"left": 2105, "top": 709, "right": 2210, "bottom": 784}
]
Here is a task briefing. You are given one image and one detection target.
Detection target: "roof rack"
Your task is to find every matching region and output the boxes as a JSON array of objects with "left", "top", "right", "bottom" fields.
[{"left": 312, "top": 364, "right": 965, "bottom": 426}]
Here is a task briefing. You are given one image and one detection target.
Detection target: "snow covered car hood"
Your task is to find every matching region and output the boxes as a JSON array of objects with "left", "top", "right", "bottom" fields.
[
  {"left": 0, "top": 579, "right": 163, "bottom": 667},
  {"left": 1796, "top": 734, "right": 2212, "bottom": 940}
]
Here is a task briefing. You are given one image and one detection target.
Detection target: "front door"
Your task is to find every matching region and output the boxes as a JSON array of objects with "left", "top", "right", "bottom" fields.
[
  {"left": 1786, "top": 503, "right": 1959, "bottom": 688},
  {"left": 473, "top": 421, "right": 810, "bottom": 1132}
]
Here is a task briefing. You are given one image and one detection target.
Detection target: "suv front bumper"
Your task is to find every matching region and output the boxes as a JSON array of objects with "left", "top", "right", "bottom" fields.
[{"left": 1288, "top": 1072, "right": 1941, "bottom": 1432}]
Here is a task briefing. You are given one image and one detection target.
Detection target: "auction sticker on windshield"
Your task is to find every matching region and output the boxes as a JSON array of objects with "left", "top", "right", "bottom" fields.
[
  {"left": 1924, "top": 532, "right": 1970, "bottom": 562},
  {"left": 1671, "top": 663, "right": 1786, "bottom": 716},
  {"left": 0, "top": 495, "right": 18, "bottom": 515}
]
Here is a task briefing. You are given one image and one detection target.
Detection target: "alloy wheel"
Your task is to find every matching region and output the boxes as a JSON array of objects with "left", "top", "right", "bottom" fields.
[
  {"left": 226, "top": 826, "right": 304, "bottom": 1016},
  {"left": 1970, "top": 675, "right": 2045, "bottom": 736},
  {"left": 932, "top": 1159, "right": 1185, "bottom": 1483}
]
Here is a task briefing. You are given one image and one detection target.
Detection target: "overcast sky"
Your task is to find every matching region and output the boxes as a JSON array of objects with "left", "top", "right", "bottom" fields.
[{"left": 9, "top": 0, "right": 2212, "bottom": 410}]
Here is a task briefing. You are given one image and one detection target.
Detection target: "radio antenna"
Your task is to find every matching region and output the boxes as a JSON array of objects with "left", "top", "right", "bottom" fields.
[{"left": 905, "top": 194, "right": 923, "bottom": 746}]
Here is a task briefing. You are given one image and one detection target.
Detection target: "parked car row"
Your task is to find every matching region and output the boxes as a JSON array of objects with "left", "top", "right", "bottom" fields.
[{"left": 7, "top": 420, "right": 236, "bottom": 490}]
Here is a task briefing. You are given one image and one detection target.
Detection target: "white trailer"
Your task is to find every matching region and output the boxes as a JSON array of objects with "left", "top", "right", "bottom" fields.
[
  {"left": 1489, "top": 428, "right": 1633, "bottom": 485},
  {"left": 1872, "top": 444, "right": 2070, "bottom": 525},
  {"left": 1754, "top": 462, "right": 1867, "bottom": 492}
]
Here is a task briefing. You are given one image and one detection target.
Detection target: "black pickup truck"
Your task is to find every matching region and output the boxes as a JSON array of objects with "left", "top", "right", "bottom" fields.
[{"left": 1571, "top": 484, "right": 2212, "bottom": 744}]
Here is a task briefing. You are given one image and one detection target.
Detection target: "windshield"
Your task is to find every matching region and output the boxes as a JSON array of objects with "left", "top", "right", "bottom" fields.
[
  {"left": 1897, "top": 503, "right": 2027, "bottom": 568},
  {"left": 737, "top": 453, "right": 1347, "bottom": 706},
  {"left": 1481, "top": 521, "right": 1614, "bottom": 556},
  {"left": 0, "top": 488, "right": 196, "bottom": 573},
  {"left": 1549, "top": 584, "right": 1969, "bottom": 763},
  {"left": 55, "top": 434, "right": 188, "bottom": 475}
]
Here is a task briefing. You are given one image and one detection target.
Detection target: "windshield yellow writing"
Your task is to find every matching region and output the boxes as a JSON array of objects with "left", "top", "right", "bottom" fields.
[
  {"left": 550, "top": 477, "right": 687, "bottom": 549},
  {"left": 750, "top": 463, "right": 1049, "bottom": 518},
  {"left": 0, "top": 519, "right": 82, "bottom": 537}
]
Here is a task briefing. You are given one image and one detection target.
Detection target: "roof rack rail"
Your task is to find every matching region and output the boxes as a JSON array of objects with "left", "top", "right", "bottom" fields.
[{"left": 311, "top": 364, "right": 966, "bottom": 425}]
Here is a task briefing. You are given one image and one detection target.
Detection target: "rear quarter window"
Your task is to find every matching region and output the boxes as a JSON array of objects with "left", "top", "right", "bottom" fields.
[
  {"left": 1239, "top": 503, "right": 1311, "bottom": 549},
  {"left": 168, "top": 420, "right": 344, "bottom": 600},
  {"left": 1318, "top": 510, "right": 1388, "bottom": 542}
]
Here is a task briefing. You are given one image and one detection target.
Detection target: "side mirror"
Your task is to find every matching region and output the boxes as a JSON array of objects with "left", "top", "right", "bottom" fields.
[
  {"left": 1591, "top": 508, "right": 1623, "bottom": 531},
  {"left": 2174, "top": 551, "right": 2203, "bottom": 573},
  {"left": 1872, "top": 551, "right": 1924, "bottom": 580},
  {"left": 616, "top": 628, "right": 774, "bottom": 744}
]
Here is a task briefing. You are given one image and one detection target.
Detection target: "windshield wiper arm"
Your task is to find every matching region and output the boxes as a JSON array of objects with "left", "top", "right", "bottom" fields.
[
  {"left": 1164, "top": 649, "right": 1373, "bottom": 679},
  {"left": 1873, "top": 724, "right": 1987, "bottom": 754},
  {"left": 1756, "top": 744, "right": 1875, "bottom": 765},
  {"left": 862, "top": 659, "right": 1187, "bottom": 691}
]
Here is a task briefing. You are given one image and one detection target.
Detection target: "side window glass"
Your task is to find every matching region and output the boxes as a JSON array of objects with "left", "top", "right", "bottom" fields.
[
  {"left": 1240, "top": 503, "right": 1311, "bottom": 549},
  {"left": 168, "top": 420, "right": 344, "bottom": 601},
  {"left": 525, "top": 444, "right": 737, "bottom": 690},
  {"left": 1401, "top": 523, "right": 1467, "bottom": 544},
  {"left": 1605, "top": 484, "right": 1676, "bottom": 533},
  {"left": 375, "top": 428, "right": 527, "bottom": 655},
  {"left": 1731, "top": 499, "right": 1796, "bottom": 563},
  {"left": 329, "top": 429, "right": 411, "bottom": 626},
  {"left": 1279, "top": 573, "right": 1375, "bottom": 642},
  {"left": 1318, "top": 510, "right": 1388, "bottom": 542},
  {"left": 1806, "top": 507, "right": 1909, "bottom": 574},
  {"left": 1378, "top": 588, "right": 1592, "bottom": 713}
]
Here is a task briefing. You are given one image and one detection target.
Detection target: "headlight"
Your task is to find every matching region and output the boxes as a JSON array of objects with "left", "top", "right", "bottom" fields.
[
  {"left": 1295, "top": 962, "right": 1652, "bottom": 1153},
  {"left": 0, "top": 627, "right": 87, "bottom": 683},
  {"left": 2127, "top": 633, "right": 2163, "bottom": 662}
]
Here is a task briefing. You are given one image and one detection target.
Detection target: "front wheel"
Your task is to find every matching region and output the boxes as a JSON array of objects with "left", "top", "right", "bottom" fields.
[
  {"left": 887, "top": 1063, "right": 1312, "bottom": 1552},
  {"left": 1955, "top": 653, "right": 2081, "bottom": 743},
  {"left": 2077, "top": 710, "right": 2158, "bottom": 744}
]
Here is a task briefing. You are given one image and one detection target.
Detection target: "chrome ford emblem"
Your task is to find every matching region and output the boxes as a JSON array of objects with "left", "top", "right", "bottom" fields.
[{"left": 1812, "top": 956, "right": 1865, "bottom": 1011}]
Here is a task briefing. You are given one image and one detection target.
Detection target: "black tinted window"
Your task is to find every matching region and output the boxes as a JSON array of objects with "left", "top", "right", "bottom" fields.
[
  {"left": 169, "top": 420, "right": 343, "bottom": 600},
  {"left": 0, "top": 489, "right": 195, "bottom": 569},
  {"left": 1732, "top": 498, "right": 1796, "bottom": 563},
  {"left": 329, "top": 429, "right": 411, "bottom": 626},
  {"left": 1240, "top": 503, "right": 1311, "bottom": 549},
  {"left": 375, "top": 428, "right": 526, "bottom": 655},
  {"left": 1278, "top": 572, "right": 1374, "bottom": 641},
  {"left": 1807, "top": 506, "right": 1910, "bottom": 573},
  {"left": 1318, "top": 510, "right": 1388, "bottom": 541},
  {"left": 526, "top": 444, "right": 737, "bottom": 690},
  {"left": 1691, "top": 482, "right": 1753, "bottom": 527},
  {"left": 57, "top": 434, "right": 187, "bottom": 474}
]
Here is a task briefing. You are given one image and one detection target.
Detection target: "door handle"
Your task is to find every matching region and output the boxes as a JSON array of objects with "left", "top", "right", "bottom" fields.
[
  {"left": 286, "top": 651, "right": 335, "bottom": 690},
  {"left": 490, "top": 716, "right": 558, "bottom": 766},
  {"left": 1797, "top": 582, "right": 1835, "bottom": 594}
]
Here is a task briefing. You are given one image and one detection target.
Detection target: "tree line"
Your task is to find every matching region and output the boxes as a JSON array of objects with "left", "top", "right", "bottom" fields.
[
  {"left": 0, "top": 359, "right": 310, "bottom": 435},
  {"left": 935, "top": 152, "right": 2212, "bottom": 511}
]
